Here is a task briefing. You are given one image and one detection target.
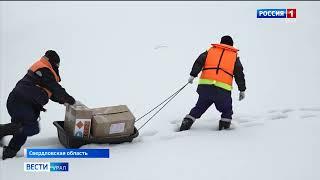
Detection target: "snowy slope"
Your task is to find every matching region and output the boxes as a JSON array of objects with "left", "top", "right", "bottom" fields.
[{"left": 1, "top": 1, "right": 320, "bottom": 180}]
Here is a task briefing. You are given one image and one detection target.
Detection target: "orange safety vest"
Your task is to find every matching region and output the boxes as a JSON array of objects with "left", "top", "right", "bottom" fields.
[
  {"left": 29, "top": 57, "right": 61, "bottom": 98},
  {"left": 199, "top": 43, "right": 239, "bottom": 91}
]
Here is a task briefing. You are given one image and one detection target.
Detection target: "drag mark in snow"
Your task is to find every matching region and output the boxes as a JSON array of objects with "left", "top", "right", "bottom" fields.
[
  {"left": 235, "top": 118, "right": 252, "bottom": 123},
  {"left": 238, "top": 121, "right": 265, "bottom": 128},
  {"left": 281, "top": 109, "right": 295, "bottom": 113},
  {"left": 162, "top": 107, "right": 319, "bottom": 138},
  {"left": 268, "top": 108, "right": 294, "bottom": 114},
  {"left": 300, "top": 114, "right": 318, "bottom": 119},
  {"left": 154, "top": 45, "right": 168, "bottom": 50},
  {"left": 233, "top": 115, "right": 265, "bottom": 128},
  {"left": 265, "top": 110, "right": 290, "bottom": 121},
  {"left": 268, "top": 110, "right": 278, "bottom": 113},
  {"left": 269, "top": 113, "right": 289, "bottom": 120},
  {"left": 299, "top": 107, "right": 320, "bottom": 112},
  {"left": 232, "top": 117, "right": 265, "bottom": 128},
  {"left": 167, "top": 107, "right": 320, "bottom": 135}
]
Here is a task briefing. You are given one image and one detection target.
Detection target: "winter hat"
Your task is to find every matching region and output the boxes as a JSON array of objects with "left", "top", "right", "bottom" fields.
[
  {"left": 220, "top": 35, "right": 234, "bottom": 46},
  {"left": 45, "top": 50, "right": 60, "bottom": 66}
]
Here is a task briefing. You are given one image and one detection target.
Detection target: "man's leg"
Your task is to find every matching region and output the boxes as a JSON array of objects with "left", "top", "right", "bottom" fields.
[
  {"left": 8, "top": 121, "right": 40, "bottom": 149},
  {"left": 0, "top": 122, "right": 22, "bottom": 139},
  {"left": 3, "top": 93, "right": 40, "bottom": 160},
  {"left": 1, "top": 92, "right": 23, "bottom": 140},
  {"left": 3, "top": 120, "right": 40, "bottom": 160},
  {"left": 213, "top": 89, "right": 233, "bottom": 130},
  {"left": 180, "top": 93, "right": 214, "bottom": 131},
  {"left": 0, "top": 134, "right": 4, "bottom": 147}
]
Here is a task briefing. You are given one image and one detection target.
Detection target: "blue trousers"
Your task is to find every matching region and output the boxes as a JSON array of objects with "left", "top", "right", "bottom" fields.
[
  {"left": 6, "top": 91, "right": 40, "bottom": 151},
  {"left": 189, "top": 85, "right": 233, "bottom": 120}
]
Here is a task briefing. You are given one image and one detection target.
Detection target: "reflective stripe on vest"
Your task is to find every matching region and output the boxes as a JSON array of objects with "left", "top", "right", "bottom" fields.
[
  {"left": 29, "top": 57, "right": 60, "bottom": 97},
  {"left": 199, "top": 43, "right": 239, "bottom": 91},
  {"left": 198, "top": 79, "right": 233, "bottom": 91}
]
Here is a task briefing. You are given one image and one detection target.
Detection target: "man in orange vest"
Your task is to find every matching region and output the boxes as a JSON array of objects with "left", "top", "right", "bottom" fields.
[
  {"left": 179, "top": 36, "right": 246, "bottom": 131},
  {"left": 0, "top": 50, "right": 76, "bottom": 160}
]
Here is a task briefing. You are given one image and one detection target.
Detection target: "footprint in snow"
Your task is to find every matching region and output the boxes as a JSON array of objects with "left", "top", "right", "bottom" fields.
[
  {"left": 170, "top": 119, "right": 182, "bottom": 132},
  {"left": 281, "top": 109, "right": 295, "bottom": 113},
  {"left": 300, "top": 114, "right": 318, "bottom": 119},
  {"left": 173, "top": 125, "right": 181, "bottom": 132},
  {"left": 154, "top": 45, "right": 168, "bottom": 50},
  {"left": 235, "top": 118, "right": 251, "bottom": 123},
  {"left": 268, "top": 113, "right": 289, "bottom": 120},
  {"left": 268, "top": 108, "right": 295, "bottom": 114},
  {"left": 299, "top": 107, "right": 320, "bottom": 112},
  {"left": 239, "top": 121, "right": 265, "bottom": 128},
  {"left": 268, "top": 110, "right": 278, "bottom": 113}
]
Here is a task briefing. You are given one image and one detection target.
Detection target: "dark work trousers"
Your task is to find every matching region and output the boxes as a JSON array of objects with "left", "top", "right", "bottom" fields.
[
  {"left": 6, "top": 90, "right": 40, "bottom": 151},
  {"left": 189, "top": 85, "right": 233, "bottom": 120}
]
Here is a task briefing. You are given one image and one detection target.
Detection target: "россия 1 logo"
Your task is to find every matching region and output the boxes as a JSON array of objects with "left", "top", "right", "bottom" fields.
[{"left": 257, "top": 9, "right": 297, "bottom": 18}]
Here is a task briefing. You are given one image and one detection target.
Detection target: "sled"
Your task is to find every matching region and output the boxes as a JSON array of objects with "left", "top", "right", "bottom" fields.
[{"left": 53, "top": 121, "right": 139, "bottom": 148}]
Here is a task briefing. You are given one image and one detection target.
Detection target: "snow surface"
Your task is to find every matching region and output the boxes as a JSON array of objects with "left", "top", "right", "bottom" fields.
[{"left": 1, "top": 1, "right": 320, "bottom": 180}]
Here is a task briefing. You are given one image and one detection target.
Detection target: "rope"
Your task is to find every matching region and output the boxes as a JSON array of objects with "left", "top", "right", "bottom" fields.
[{"left": 136, "top": 83, "right": 188, "bottom": 130}]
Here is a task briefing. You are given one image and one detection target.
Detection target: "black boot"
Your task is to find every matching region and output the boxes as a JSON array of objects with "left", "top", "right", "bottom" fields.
[
  {"left": 2, "top": 146, "right": 19, "bottom": 160},
  {"left": 0, "top": 122, "right": 22, "bottom": 139},
  {"left": 0, "top": 125, "right": 4, "bottom": 147},
  {"left": 218, "top": 120, "right": 231, "bottom": 130},
  {"left": 0, "top": 137, "right": 4, "bottom": 147},
  {"left": 179, "top": 117, "right": 195, "bottom": 131}
]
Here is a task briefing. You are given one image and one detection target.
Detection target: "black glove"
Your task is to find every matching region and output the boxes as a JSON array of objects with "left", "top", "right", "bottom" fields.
[
  {"left": 56, "top": 94, "right": 75, "bottom": 105},
  {"left": 65, "top": 95, "right": 75, "bottom": 105}
]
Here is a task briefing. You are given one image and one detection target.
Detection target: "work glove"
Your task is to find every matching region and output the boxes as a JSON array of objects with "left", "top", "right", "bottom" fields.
[
  {"left": 188, "top": 76, "right": 195, "bottom": 84},
  {"left": 61, "top": 95, "right": 75, "bottom": 106},
  {"left": 239, "top": 91, "right": 245, "bottom": 101},
  {"left": 67, "top": 95, "right": 76, "bottom": 105}
]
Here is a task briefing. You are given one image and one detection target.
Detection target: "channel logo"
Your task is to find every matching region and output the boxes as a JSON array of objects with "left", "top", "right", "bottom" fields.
[
  {"left": 24, "top": 162, "right": 69, "bottom": 172},
  {"left": 50, "top": 162, "right": 69, "bottom": 172},
  {"left": 257, "top": 9, "right": 297, "bottom": 18}
]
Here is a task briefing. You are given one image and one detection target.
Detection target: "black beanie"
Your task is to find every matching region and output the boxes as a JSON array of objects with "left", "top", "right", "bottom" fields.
[
  {"left": 220, "top": 35, "right": 234, "bottom": 46},
  {"left": 45, "top": 50, "right": 60, "bottom": 65}
]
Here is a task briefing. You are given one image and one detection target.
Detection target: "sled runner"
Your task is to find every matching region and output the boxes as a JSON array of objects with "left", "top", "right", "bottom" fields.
[{"left": 53, "top": 121, "right": 139, "bottom": 148}]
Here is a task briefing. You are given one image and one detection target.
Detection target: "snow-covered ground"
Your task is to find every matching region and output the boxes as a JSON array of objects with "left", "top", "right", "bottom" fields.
[{"left": 1, "top": 1, "right": 320, "bottom": 180}]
